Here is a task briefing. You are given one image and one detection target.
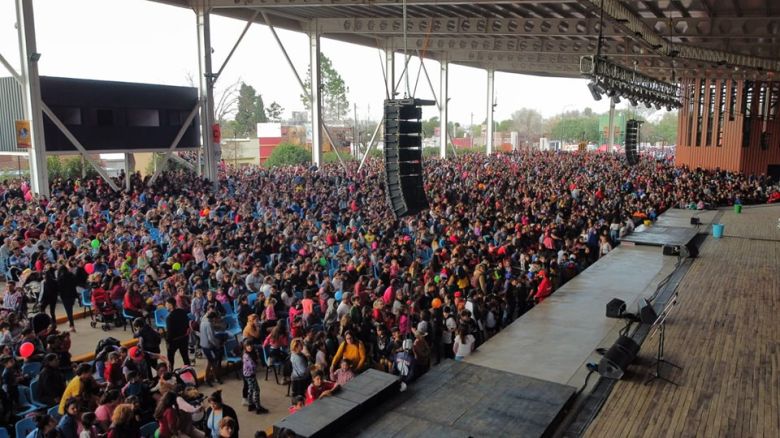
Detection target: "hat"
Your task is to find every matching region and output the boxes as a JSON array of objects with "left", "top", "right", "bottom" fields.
[{"left": 414, "top": 327, "right": 428, "bottom": 337}]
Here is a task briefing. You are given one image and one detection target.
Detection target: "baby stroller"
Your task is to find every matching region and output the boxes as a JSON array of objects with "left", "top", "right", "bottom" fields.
[{"left": 90, "top": 288, "right": 122, "bottom": 331}]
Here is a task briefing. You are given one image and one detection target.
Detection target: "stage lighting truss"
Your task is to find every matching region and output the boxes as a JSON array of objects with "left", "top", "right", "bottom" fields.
[{"left": 580, "top": 55, "right": 682, "bottom": 110}]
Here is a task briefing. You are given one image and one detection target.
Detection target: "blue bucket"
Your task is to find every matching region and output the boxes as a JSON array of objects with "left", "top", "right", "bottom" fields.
[{"left": 712, "top": 223, "right": 724, "bottom": 239}]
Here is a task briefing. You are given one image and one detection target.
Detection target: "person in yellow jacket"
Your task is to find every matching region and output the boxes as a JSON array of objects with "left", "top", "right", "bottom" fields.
[
  {"left": 59, "top": 363, "right": 96, "bottom": 414},
  {"left": 330, "top": 330, "right": 366, "bottom": 372}
]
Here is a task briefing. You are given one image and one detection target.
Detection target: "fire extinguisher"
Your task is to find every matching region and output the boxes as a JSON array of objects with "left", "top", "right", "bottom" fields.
[{"left": 212, "top": 123, "right": 221, "bottom": 144}]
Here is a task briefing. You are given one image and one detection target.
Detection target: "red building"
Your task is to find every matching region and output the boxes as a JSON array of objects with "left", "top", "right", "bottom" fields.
[{"left": 676, "top": 78, "right": 780, "bottom": 179}]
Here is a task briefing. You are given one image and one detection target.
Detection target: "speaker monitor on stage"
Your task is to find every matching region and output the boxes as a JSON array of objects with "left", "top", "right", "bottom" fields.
[
  {"left": 598, "top": 335, "right": 640, "bottom": 379},
  {"left": 606, "top": 298, "right": 627, "bottom": 319},
  {"left": 384, "top": 98, "right": 434, "bottom": 218},
  {"left": 640, "top": 298, "right": 658, "bottom": 324}
]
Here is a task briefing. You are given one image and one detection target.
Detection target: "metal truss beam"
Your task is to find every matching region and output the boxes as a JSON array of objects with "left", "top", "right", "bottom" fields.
[
  {"left": 207, "top": 0, "right": 574, "bottom": 8},
  {"left": 392, "top": 37, "right": 655, "bottom": 57},
  {"left": 314, "top": 16, "right": 780, "bottom": 40},
  {"left": 314, "top": 17, "right": 622, "bottom": 38},
  {"left": 582, "top": 0, "right": 780, "bottom": 72}
]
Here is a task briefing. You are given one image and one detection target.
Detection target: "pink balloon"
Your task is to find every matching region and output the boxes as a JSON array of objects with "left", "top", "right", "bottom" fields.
[
  {"left": 19, "top": 342, "right": 34, "bottom": 358},
  {"left": 24, "top": 192, "right": 32, "bottom": 202},
  {"left": 84, "top": 263, "right": 95, "bottom": 274}
]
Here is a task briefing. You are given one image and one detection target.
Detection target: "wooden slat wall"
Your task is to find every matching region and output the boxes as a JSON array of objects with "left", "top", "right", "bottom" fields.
[{"left": 676, "top": 78, "right": 780, "bottom": 174}]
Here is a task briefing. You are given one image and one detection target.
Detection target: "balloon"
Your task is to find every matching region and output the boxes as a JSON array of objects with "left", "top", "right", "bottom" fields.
[
  {"left": 84, "top": 263, "right": 95, "bottom": 275},
  {"left": 319, "top": 257, "right": 327, "bottom": 267},
  {"left": 334, "top": 291, "right": 343, "bottom": 301},
  {"left": 431, "top": 298, "right": 442, "bottom": 309},
  {"left": 19, "top": 342, "right": 34, "bottom": 358},
  {"left": 434, "top": 275, "right": 441, "bottom": 284},
  {"left": 91, "top": 239, "right": 100, "bottom": 249},
  {"left": 172, "top": 262, "right": 181, "bottom": 271}
]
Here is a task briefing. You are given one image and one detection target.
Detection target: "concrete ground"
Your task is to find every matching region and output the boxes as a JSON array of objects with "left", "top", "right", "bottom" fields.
[{"left": 31, "top": 300, "right": 290, "bottom": 435}]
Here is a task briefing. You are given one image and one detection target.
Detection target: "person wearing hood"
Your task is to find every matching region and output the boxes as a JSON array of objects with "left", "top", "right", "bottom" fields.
[{"left": 323, "top": 298, "right": 338, "bottom": 328}]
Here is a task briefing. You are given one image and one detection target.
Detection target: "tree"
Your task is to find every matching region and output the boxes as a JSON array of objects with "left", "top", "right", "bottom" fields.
[
  {"left": 264, "top": 143, "right": 311, "bottom": 168},
  {"left": 265, "top": 102, "right": 284, "bottom": 122},
  {"left": 214, "top": 79, "right": 241, "bottom": 124},
  {"left": 235, "top": 82, "right": 267, "bottom": 138},
  {"left": 510, "top": 108, "right": 544, "bottom": 144},
  {"left": 422, "top": 117, "right": 439, "bottom": 138},
  {"left": 301, "top": 54, "right": 350, "bottom": 122}
]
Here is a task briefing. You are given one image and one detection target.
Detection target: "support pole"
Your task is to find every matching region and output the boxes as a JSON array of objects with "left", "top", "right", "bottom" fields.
[
  {"left": 385, "top": 42, "right": 395, "bottom": 99},
  {"left": 196, "top": 4, "right": 218, "bottom": 187},
  {"left": 148, "top": 101, "right": 201, "bottom": 185},
  {"left": 358, "top": 120, "right": 383, "bottom": 171},
  {"left": 15, "top": 0, "right": 48, "bottom": 197},
  {"left": 124, "top": 154, "right": 132, "bottom": 191},
  {"left": 309, "top": 26, "right": 323, "bottom": 167},
  {"left": 214, "top": 10, "right": 259, "bottom": 84},
  {"left": 0, "top": 52, "right": 22, "bottom": 84},
  {"left": 608, "top": 98, "right": 616, "bottom": 152},
  {"left": 486, "top": 68, "right": 495, "bottom": 155},
  {"left": 439, "top": 56, "right": 449, "bottom": 159},
  {"left": 41, "top": 104, "right": 119, "bottom": 192}
]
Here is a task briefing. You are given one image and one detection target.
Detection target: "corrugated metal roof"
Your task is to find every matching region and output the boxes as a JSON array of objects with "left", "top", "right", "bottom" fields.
[{"left": 0, "top": 77, "right": 28, "bottom": 154}]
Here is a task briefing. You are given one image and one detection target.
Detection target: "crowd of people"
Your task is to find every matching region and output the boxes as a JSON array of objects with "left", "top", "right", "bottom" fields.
[{"left": 0, "top": 150, "right": 777, "bottom": 437}]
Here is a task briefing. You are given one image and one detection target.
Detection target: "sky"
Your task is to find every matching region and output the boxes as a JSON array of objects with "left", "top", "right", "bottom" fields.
[{"left": 0, "top": 0, "right": 627, "bottom": 127}]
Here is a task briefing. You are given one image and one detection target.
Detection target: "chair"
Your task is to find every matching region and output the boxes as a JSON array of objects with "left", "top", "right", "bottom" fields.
[
  {"left": 139, "top": 421, "right": 158, "bottom": 438},
  {"left": 223, "top": 315, "right": 242, "bottom": 338},
  {"left": 48, "top": 405, "right": 61, "bottom": 421},
  {"left": 80, "top": 288, "right": 93, "bottom": 317},
  {"left": 223, "top": 338, "right": 242, "bottom": 379},
  {"left": 262, "top": 345, "right": 283, "bottom": 384},
  {"left": 28, "top": 378, "right": 48, "bottom": 409},
  {"left": 15, "top": 417, "right": 35, "bottom": 438},
  {"left": 122, "top": 307, "right": 136, "bottom": 331},
  {"left": 21, "top": 361, "right": 42, "bottom": 376},
  {"left": 15, "top": 386, "right": 40, "bottom": 416},
  {"left": 154, "top": 307, "right": 169, "bottom": 331}
]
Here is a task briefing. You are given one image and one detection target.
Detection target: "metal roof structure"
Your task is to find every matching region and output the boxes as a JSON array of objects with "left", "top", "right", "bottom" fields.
[{"left": 153, "top": 0, "right": 780, "bottom": 80}]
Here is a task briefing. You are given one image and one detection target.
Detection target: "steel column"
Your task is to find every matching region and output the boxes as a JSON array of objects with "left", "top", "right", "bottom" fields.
[
  {"left": 439, "top": 56, "right": 448, "bottom": 159},
  {"left": 196, "top": 4, "right": 218, "bottom": 187},
  {"left": 608, "top": 99, "right": 616, "bottom": 152},
  {"left": 486, "top": 68, "right": 495, "bottom": 155},
  {"left": 15, "top": 0, "right": 48, "bottom": 197},
  {"left": 385, "top": 42, "right": 395, "bottom": 99},
  {"left": 309, "top": 28, "right": 323, "bottom": 167}
]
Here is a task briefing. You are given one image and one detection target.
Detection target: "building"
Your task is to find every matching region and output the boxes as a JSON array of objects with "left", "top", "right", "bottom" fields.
[{"left": 676, "top": 79, "right": 780, "bottom": 179}]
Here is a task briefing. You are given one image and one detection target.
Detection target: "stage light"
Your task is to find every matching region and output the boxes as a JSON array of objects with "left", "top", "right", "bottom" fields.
[
  {"left": 612, "top": 95, "right": 621, "bottom": 104},
  {"left": 629, "top": 98, "right": 638, "bottom": 107},
  {"left": 588, "top": 81, "right": 603, "bottom": 101}
]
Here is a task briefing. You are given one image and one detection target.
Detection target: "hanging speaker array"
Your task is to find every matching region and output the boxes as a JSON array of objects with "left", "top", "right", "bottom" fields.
[{"left": 383, "top": 98, "right": 434, "bottom": 218}]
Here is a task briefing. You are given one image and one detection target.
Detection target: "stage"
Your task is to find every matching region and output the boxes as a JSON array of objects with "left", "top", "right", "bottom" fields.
[{"left": 339, "top": 360, "right": 576, "bottom": 438}]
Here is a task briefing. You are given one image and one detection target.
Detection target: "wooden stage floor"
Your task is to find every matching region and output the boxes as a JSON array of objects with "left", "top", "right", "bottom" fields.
[{"left": 584, "top": 204, "right": 780, "bottom": 438}]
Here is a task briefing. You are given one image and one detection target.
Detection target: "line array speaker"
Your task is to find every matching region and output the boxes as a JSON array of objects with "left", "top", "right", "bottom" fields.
[
  {"left": 625, "top": 119, "right": 642, "bottom": 166},
  {"left": 384, "top": 98, "right": 434, "bottom": 218}
]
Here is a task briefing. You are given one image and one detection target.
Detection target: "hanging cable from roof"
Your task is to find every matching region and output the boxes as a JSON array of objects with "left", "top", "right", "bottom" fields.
[{"left": 403, "top": 0, "right": 410, "bottom": 97}]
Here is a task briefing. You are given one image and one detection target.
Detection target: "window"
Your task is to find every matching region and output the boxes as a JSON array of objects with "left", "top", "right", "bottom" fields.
[
  {"left": 758, "top": 82, "right": 768, "bottom": 120},
  {"left": 96, "top": 109, "right": 113, "bottom": 127},
  {"left": 696, "top": 78, "right": 705, "bottom": 146},
  {"left": 687, "top": 79, "right": 695, "bottom": 146},
  {"left": 769, "top": 82, "right": 780, "bottom": 121},
  {"left": 717, "top": 81, "right": 726, "bottom": 147},
  {"left": 729, "top": 80, "right": 737, "bottom": 121},
  {"left": 743, "top": 81, "right": 754, "bottom": 148},
  {"left": 705, "top": 80, "right": 716, "bottom": 146},
  {"left": 127, "top": 109, "right": 160, "bottom": 127}
]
